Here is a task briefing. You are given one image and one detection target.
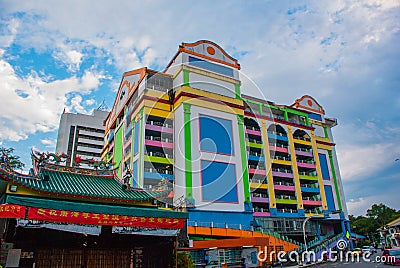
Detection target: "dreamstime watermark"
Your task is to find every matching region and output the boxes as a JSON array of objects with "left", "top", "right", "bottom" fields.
[{"left": 256, "top": 239, "right": 395, "bottom": 264}]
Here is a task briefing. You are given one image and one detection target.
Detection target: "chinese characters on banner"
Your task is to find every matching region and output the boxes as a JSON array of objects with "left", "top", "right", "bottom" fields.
[
  {"left": 0, "top": 204, "right": 26, "bottom": 218},
  {"left": 27, "top": 207, "right": 184, "bottom": 229}
]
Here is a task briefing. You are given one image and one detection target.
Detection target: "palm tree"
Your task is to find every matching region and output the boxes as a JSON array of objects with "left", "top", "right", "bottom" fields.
[{"left": 0, "top": 147, "right": 25, "bottom": 171}]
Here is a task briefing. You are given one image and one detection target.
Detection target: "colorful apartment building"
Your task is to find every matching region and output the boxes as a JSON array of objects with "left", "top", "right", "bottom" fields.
[{"left": 102, "top": 40, "right": 350, "bottom": 266}]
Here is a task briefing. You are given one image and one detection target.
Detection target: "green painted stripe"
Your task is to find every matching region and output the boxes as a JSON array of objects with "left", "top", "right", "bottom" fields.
[
  {"left": 234, "top": 84, "right": 241, "bottom": 99},
  {"left": 299, "top": 174, "right": 319, "bottom": 181},
  {"left": 324, "top": 126, "right": 329, "bottom": 139},
  {"left": 183, "top": 69, "right": 190, "bottom": 86},
  {"left": 238, "top": 115, "right": 250, "bottom": 203},
  {"left": 183, "top": 103, "right": 193, "bottom": 199},
  {"left": 138, "top": 108, "right": 144, "bottom": 187},
  {"left": 246, "top": 141, "right": 263, "bottom": 149},
  {"left": 328, "top": 150, "right": 342, "bottom": 210},
  {"left": 275, "top": 198, "right": 297, "bottom": 205},
  {"left": 144, "top": 156, "right": 173, "bottom": 165}
]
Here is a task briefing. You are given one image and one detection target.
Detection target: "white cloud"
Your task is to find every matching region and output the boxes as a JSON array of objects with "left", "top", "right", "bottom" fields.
[
  {"left": 347, "top": 191, "right": 400, "bottom": 216},
  {"left": 0, "top": 58, "right": 103, "bottom": 141},
  {"left": 338, "top": 142, "right": 400, "bottom": 181},
  {"left": 40, "top": 138, "right": 56, "bottom": 148}
]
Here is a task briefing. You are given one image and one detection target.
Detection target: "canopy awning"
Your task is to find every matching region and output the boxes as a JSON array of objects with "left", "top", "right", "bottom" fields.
[{"left": 4, "top": 195, "right": 187, "bottom": 229}]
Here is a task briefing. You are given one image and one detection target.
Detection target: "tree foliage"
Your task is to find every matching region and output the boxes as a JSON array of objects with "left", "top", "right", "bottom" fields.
[
  {"left": 0, "top": 147, "right": 25, "bottom": 170},
  {"left": 350, "top": 203, "right": 400, "bottom": 244}
]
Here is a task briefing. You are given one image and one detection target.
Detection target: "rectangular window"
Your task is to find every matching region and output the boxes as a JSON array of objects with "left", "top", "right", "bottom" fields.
[{"left": 189, "top": 56, "right": 234, "bottom": 77}]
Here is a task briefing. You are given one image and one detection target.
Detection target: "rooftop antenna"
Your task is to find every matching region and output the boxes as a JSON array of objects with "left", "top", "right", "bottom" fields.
[{"left": 97, "top": 99, "right": 109, "bottom": 111}]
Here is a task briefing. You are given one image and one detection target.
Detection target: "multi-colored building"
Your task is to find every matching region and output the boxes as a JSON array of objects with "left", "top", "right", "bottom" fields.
[{"left": 103, "top": 40, "right": 350, "bottom": 266}]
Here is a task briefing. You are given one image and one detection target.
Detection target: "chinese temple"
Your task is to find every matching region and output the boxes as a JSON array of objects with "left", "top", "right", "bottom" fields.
[{"left": 0, "top": 151, "right": 188, "bottom": 268}]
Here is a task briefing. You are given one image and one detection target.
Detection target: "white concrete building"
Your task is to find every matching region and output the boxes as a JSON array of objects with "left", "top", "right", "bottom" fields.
[{"left": 56, "top": 109, "right": 109, "bottom": 167}]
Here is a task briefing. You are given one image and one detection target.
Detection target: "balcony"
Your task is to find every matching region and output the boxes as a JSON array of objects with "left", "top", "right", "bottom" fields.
[
  {"left": 293, "top": 136, "right": 312, "bottom": 145},
  {"left": 297, "top": 159, "right": 316, "bottom": 169},
  {"left": 300, "top": 183, "right": 320, "bottom": 193},
  {"left": 245, "top": 126, "right": 262, "bottom": 136},
  {"left": 144, "top": 151, "right": 173, "bottom": 165},
  {"left": 294, "top": 147, "right": 313, "bottom": 157},
  {"left": 272, "top": 169, "right": 294, "bottom": 179},
  {"left": 269, "top": 143, "right": 289, "bottom": 154},
  {"left": 274, "top": 183, "right": 296, "bottom": 192},
  {"left": 304, "top": 208, "right": 321, "bottom": 214},
  {"left": 275, "top": 195, "right": 297, "bottom": 205},
  {"left": 248, "top": 166, "right": 267, "bottom": 176},
  {"left": 277, "top": 208, "right": 298, "bottom": 214},
  {"left": 145, "top": 123, "right": 173, "bottom": 134},
  {"left": 145, "top": 135, "right": 174, "bottom": 149},
  {"left": 267, "top": 132, "right": 288, "bottom": 142},
  {"left": 144, "top": 167, "right": 173, "bottom": 181},
  {"left": 302, "top": 196, "right": 322, "bottom": 206},
  {"left": 272, "top": 155, "right": 292, "bottom": 165},
  {"left": 253, "top": 206, "right": 270, "bottom": 216},
  {"left": 251, "top": 193, "right": 269, "bottom": 204}
]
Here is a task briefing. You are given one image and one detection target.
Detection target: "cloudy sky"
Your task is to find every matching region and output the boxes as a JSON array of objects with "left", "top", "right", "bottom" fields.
[{"left": 0, "top": 1, "right": 399, "bottom": 216}]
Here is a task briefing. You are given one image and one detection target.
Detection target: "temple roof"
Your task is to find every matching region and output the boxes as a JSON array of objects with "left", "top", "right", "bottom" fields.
[{"left": 0, "top": 168, "right": 156, "bottom": 203}]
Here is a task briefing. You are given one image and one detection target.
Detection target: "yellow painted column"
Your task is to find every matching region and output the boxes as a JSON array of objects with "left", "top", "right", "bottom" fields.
[
  {"left": 261, "top": 120, "right": 276, "bottom": 208},
  {"left": 310, "top": 130, "right": 328, "bottom": 211},
  {"left": 286, "top": 126, "right": 303, "bottom": 211}
]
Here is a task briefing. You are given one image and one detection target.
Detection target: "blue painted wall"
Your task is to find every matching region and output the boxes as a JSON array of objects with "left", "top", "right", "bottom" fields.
[
  {"left": 318, "top": 153, "right": 330, "bottom": 180},
  {"left": 324, "top": 185, "right": 336, "bottom": 212},
  {"left": 199, "top": 115, "right": 233, "bottom": 155},
  {"left": 189, "top": 56, "right": 234, "bottom": 77},
  {"left": 201, "top": 160, "right": 238, "bottom": 203}
]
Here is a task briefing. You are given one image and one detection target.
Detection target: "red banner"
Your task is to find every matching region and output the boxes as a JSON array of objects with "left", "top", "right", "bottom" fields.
[
  {"left": 27, "top": 207, "right": 184, "bottom": 229},
  {"left": 0, "top": 204, "right": 26, "bottom": 218}
]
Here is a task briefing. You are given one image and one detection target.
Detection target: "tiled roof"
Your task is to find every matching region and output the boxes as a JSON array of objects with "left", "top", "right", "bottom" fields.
[{"left": 0, "top": 168, "right": 155, "bottom": 202}]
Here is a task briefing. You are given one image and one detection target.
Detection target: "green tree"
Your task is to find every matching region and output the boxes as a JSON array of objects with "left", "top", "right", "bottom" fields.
[
  {"left": 367, "top": 203, "right": 398, "bottom": 229},
  {"left": 0, "top": 147, "right": 25, "bottom": 170}
]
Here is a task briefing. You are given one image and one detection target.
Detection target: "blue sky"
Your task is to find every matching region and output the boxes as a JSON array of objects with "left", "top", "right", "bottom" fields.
[{"left": 0, "top": 1, "right": 399, "bottom": 216}]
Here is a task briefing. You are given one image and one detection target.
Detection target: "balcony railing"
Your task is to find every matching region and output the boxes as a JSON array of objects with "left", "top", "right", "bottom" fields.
[
  {"left": 144, "top": 167, "right": 173, "bottom": 175},
  {"left": 250, "top": 178, "right": 266, "bottom": 184},
  {"left": 274, "top": 181, "right": 295, "bottom": 187},
  {"left": 245, "top": 125, "right": 261, "bottom": 131},
  {"left": 272, "top": 168, "right": 293, "bottom": 173},
  {"left": 304, "top": 208, "right": 321, "bottom": 214},
  {"left": 269, "top": 143, "right": 288, "bottom": 149},
  {"left": 302, "top": 196, "right": 321, "bottom": 201},
  {"left": 273, "top": 155, "right": 291, "bottom": 161},
  {"left": 299, "top": 171, "right": 317, "bottom": 176},
  {"left": 147, "top": 120, "right": 172, "bottom": 128},
  {"left": 297, "top": 159, "right": 316, "bottom": 164},
  {"left": 248, "top": 164, "right": 266, "bottom": 170},
  {"left": 268, "top": 131, "right": 286, "bottom": 137},
  {"left": 300, "top": 183, "right": 318, "bottom": 188},
  {"left": 248, "top": 151, "right": 263, "bottom": 156},
  {"left": 277, "top": 208, "right": 298, "bottom": 213},
  {"left": 276, "top": 195, "right": 297, "bottom": 200},
  {"left": 295, "top": 147, "right": 311, "bottom": 152},
  {"left": 251, "top": 193, "right": 268, "bottom": 198},
  {"left": 248, "top": 138, "right": 262, "bottom": 144},
  {"left": 145, "top": 151, "right": 173, "bottom": 158},
  {"left": 293, "top": 136, "right": 311, "bottom": 142},
  {"left": 145, "top": 136, "right": 172, "bottom": 143},
  {"left": 253, "top": 207, "right": 270, "bottom": 213}
]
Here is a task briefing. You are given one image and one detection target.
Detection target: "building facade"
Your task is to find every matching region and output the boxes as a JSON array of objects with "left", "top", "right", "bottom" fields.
[
  {"left": 56, "top": 109, "right": 109, "bottom": 168},
  {"left": 102, "top": 40, "right": 350, "bottom": 265}
]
